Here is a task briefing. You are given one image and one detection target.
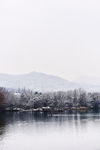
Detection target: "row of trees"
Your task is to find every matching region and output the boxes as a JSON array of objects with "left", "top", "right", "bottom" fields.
[{"left": 0, "top": 88, "right": 100, "bottom": 110}]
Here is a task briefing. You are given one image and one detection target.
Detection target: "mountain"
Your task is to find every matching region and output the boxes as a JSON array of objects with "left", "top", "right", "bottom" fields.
[
  {"left": 0, "top": 72, "right": 79, "bottom": 92},
  {"left": 1, "top": 72, "right": 100, "bottom": 92}
]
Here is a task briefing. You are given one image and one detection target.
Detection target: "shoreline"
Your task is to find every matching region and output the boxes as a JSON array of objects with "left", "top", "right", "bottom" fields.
[{"left": 1, "top": 106, "right": 98, "bottom": 113}]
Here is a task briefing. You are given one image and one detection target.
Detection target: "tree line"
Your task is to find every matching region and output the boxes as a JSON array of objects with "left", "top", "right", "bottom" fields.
[{"left": 0, "top": 87, "right": 100, "bottom": 111}]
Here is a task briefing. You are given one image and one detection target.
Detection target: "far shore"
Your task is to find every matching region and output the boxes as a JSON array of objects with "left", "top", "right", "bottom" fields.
[{"left": 1, "top": 106, "right": 97, "bottom": 113}]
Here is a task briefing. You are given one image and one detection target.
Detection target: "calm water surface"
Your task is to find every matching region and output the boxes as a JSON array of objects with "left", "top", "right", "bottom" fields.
[{"left": 0, "top": 111, "right": 100, "bottom": 150}]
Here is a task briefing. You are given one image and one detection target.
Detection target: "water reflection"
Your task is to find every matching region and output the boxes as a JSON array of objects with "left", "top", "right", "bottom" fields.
[
  {"left": 0, "top": 111, "right": 100, "bottom": 150},
  {"left": 0, "top": 111, "right": 99, "bottom": 124}
]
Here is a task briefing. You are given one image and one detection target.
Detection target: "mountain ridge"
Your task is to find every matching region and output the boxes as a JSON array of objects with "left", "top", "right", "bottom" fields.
[
  {"left": 0, "top": 72, "right": 79, "bottom": 92},
  {"left": 0, "top": 72, "right": 100, "bottom": 92}
]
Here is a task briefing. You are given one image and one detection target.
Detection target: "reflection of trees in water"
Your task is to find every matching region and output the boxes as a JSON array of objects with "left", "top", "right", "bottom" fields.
[
  {"left": 6, "top": 111, "right": 100, "bottom": 124},
  {"left": 0, "top": 112, "right": 7, "bottom": 141},
  {"left": 0, "top": 111, "right": 100, "bottom": 139}
]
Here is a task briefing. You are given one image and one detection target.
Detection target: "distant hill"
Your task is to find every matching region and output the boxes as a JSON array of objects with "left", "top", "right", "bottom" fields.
[
  {"left": 0, "top": 72, "right": 79, "bottom": 92},
  {"left": 1, "top": 72, "right": 100, "bottom": 92}
]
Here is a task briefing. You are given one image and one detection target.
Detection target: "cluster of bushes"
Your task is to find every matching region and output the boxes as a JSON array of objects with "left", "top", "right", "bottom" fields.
[{"left": 0, "top": 87, "right": 100, "bottom": 111}]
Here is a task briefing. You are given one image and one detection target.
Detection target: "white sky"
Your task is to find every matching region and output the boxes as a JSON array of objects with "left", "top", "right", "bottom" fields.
[{"left": 0, "top": 0, "right": 100, "bottom": 80}]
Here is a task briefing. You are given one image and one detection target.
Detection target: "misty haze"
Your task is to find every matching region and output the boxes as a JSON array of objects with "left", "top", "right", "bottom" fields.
[{"left": 0, "top": 0, "right": 100, "bottom": 149}]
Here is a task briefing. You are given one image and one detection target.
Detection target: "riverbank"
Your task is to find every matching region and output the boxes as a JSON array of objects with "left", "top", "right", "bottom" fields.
[{"left": 2, "top": 106, "right": 96, "bottom": 113}]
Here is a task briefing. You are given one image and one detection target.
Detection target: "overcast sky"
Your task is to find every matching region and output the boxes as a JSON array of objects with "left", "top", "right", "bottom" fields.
[{"left": 0, "top": 0, "right": 100, "bottom": 80}]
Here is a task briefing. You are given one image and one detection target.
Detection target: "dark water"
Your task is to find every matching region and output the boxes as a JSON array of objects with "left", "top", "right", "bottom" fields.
[{"left": 0, "top": 111, "right": 100, "bottom": 150}]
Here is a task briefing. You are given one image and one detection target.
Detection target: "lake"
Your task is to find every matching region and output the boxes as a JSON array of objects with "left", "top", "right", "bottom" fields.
[{"left": 0, "top": 111, "right": 100, "bottom": 150}]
